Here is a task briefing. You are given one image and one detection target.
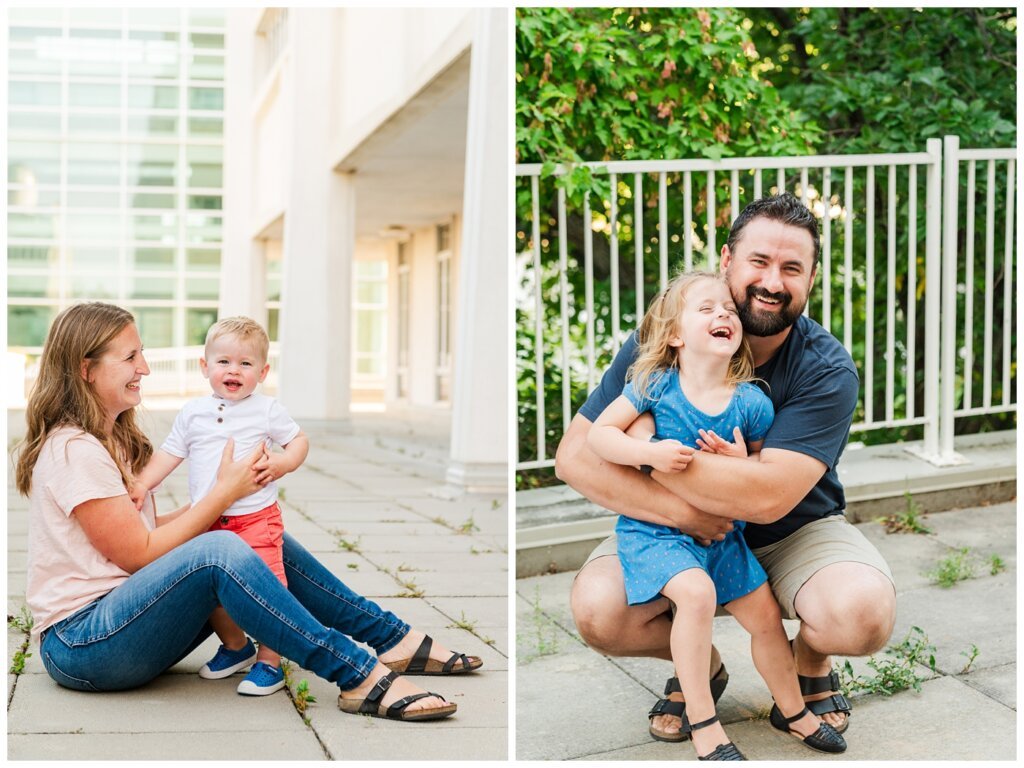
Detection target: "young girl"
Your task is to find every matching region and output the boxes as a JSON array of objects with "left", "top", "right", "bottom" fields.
[{"left": 588, "top": 272, "right": 846, "bottom": 761}]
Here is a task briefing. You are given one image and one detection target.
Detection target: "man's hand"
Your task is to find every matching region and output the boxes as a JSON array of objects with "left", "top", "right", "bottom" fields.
[
  {"left": 667, "top": 504, "right": 734, "bottom": 545},
  {"left": 646, "top": 439, "right": 695, "bottom": 473},
  {"left": 696, "top": 427, "right": 748, "bottom": 458}
]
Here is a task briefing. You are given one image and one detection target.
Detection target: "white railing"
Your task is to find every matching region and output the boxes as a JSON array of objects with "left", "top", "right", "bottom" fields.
[{"left": 515, "top": 137, "right": 1016, "bottom": 472}]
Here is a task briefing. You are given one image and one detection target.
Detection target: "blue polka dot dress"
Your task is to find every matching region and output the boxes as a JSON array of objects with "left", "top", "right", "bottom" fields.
[{"left": 617, "top": 374, "right": 775, "bottom": 606}]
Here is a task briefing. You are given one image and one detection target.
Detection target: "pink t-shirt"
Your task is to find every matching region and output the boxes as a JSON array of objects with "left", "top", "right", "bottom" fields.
[{"left": 26, "top": 427, "right": 156, "bottom": 639}]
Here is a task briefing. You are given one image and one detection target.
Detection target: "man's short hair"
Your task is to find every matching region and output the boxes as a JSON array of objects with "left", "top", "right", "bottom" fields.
[
  {"left": 726, "top": 193, "right": 820, "bottom": 267},
  {"left": 204, "top": 316, "right": 270, "bottom": 363}
]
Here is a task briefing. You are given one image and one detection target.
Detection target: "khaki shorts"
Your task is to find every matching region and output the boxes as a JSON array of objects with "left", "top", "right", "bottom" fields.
[{"left": 581, "top": 515, "right": 894, "bottom": 620}]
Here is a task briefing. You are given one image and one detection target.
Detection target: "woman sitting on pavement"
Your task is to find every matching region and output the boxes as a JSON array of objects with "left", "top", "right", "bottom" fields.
[{"left": 16, "top": 302, "right": 481, "bottom": 721}]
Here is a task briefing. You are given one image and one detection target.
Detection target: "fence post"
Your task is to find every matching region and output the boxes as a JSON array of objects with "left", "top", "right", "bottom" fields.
[
  {"left": 940, "top": 136, "right": 968, "bottom": 465},
  {"left": 919, "top": 138, "right": 942, "bottom": 460}
]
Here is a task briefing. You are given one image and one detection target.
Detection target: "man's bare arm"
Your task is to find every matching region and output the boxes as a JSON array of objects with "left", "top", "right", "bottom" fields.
[
  {"left": 555, "top": 414, "right": 733, "bottom": 543},
  {"left": 651, "top": 446, "right": 827, "bottom": 525}
]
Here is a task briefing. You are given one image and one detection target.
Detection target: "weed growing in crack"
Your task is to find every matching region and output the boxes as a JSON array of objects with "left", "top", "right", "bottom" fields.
[
  {"left": 927, "top": 547, "right": 976, "bottom": 587},
  {"left": 840, "top": 626, "right": 937, "bottom": 697},
  {"left": 876, "top": 491, "right": 931, "bottom": 534}
]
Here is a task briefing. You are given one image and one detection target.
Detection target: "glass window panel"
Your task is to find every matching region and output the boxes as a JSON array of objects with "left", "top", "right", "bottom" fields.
[
  {"left": 131, "top": 307, "right": 174, "bottom": 347},
  {"left": 8, "top": 141, "right": 61, "bottom": 184},
  {"left": 355, "top": 310, "right": 386, "bottom": 351},
  {"left": 129, "top": 29, "right": 179, "bottom": 43},
  {"left": 185, "top": 146, "right": 222, "bottom": 188},
  {"left": 70, "top": 271, "right": 119, "bottom": 299},
  {"left": 186, "top": 248, "right": 220, "bottom": 271},
  {"left": 185, "top": 276, "right": 219, "bottom": 300},
  {"left": 69, "top": 9, "right": 122, "bottom": 26},
  {"left": 189, "top": 8, "right": 225, "bottom": 28},
  {"left": 128, "top": 8, "right": 181, "bottom": 26},
  {"left": 188, "top": 87, "right": 223, "bottom": 111},
  {"left": 184, "top": 212, "right": 221, "bottom": 243},
  {"left": 8, "top": 111, "right": 61, "bottom": 134},
  {"left": 131, "top": 192, "right": 176, "bottom": 209},
  {"left": 9, "top": 80, "right": 60, "bottom": 107},
  {"left": 127, "top": 114, "right": 178, "bottom": 136},
  {"left": 127, "top": 143, "right": 178, "bottom": 187},
  {"left": 355, "top": 356, "right": 384, "bottom": 376},
  {"left": 9, "top": 8, "right": 63, "bottom": 24},
  {"left": 190, "top": 32, "right": 225, "bottom": 50},
  {"left": 67, "top": 246, "right": 119, "bottom": 270},
  {"left": 188, "top": 117, "right": 223, "bottom": 137},
  {"left": 266, "top": 275, "right": 282, "bottom": 302},
  {"left": 8, "top": 212, "right": 57, "bottom": 239},
  {"left": 129, "top": 213, "right": 178, "bottom": 242},
  {"left": 66, "top": 51, "right": 123, "bottom": 78},
  {"left": 128, "top": 84, "right": 178, "bottom": 109},
  {"left": 8, "top": 245, "right": 59, "bottom": 269},
  {"left": 189, "top": 54, "right": 224, "bottom": 80},
  {"left": 8, "top": 274, "right": 58, "bottom": 299},
  {"left": 130, "top": 275, "right": 175, "bottom": 299},
  {"left": 8, "top": 47, "right": 63, "bottom": 76},
  {"left": 188, "top": 194, "right": 221, "bottom": 210},
  {"left": 128, "top": 247, "right": 175, "bottom": 270},
  {"left": 9, "top": 188, "right": 61, "bottom": 207},
  {"left": 266, "top": 308, "right": 279, "bottom": 342},
  {"left": 66, "top": 213, "right": 122, "bottom": 241},
  {"left": 68, "top": 111, "right": 121, "bottom": 134},
  {"left": 124, "top": 36, "right": 179, "bottom": 79},
  {"left": 67, "top": 142, "right": 121, "bottom": 186},
  {"left": 356, "top": 260, "right": 388, "bottom": 279},
  {"left": 356, "top": 280, "right": 387, "bottom": 304},
  {"left": 8, "top": 305, "right": 56, "bottom": 348},
  {"left": 69, "top": 82, "right": 121, "bottom": 108},
  {"left": 9, "top": 26, "right": 63, "bottom": 43},
  {"left": 187, "top": 308, "right": 218, "bottom": 345},
  {"left": 68, "top": 189, "right": 120, "bottom": 208}
]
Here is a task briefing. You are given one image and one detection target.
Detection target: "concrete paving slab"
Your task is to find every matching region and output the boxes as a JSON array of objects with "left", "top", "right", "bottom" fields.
[
  {"left": 957, "top": 661, "right": 1016, "bottom": 710},
  {"left": 8, "top": 730, "right": 329, "bottom": 761},
  {"left": 858, "top": 520, "right": 960, "bottom": 593},
  {"left": 427, "top": 596, "right": 508, "bottom": 629}
]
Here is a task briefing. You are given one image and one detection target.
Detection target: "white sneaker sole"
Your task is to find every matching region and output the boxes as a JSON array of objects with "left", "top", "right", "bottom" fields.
[
  {"left": 198, "top": 651, "right": 258, "bottom": 680},
  {"left": 236, "top": 677, "right": 286, "bottom": 696}
]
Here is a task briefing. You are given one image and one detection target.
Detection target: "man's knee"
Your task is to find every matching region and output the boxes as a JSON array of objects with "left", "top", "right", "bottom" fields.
[
  {"left": 797, "top": 564, "right": 896, "bottom": 654},
  {"left": 570, "top": 563, "right": 633, "bottom": 654}
]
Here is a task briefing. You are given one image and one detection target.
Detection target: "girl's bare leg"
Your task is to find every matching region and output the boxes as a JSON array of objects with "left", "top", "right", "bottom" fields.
[
  {"left": 724, "top": 584, "right": 821, "bottom": 738},
  {"left": 209, "top": 606, "right": 248, "bottom": 649},
  {"left": 661, "top": 569, "right": 731, "bottom": 757}
]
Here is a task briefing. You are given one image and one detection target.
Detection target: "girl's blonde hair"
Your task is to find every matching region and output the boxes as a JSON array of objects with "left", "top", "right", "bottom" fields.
[
  {"left": 628, "top": 271, "right": 756, "bottom": 401},
  {"left": 15, "top": 302, "right": 153, "bottom": 496}
]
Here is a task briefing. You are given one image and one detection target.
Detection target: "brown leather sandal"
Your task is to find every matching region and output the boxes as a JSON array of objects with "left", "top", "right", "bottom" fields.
[
  {"left": 383, "top": 634, "right": 483, "bottom": 676},
  {"left": 337, "top": 670, "right": 457, "bottom": 721}
]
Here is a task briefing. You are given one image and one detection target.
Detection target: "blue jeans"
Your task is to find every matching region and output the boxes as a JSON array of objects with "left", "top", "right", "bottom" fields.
[{"left": 39, "top": 531, "right": 409, "bottom": 692}]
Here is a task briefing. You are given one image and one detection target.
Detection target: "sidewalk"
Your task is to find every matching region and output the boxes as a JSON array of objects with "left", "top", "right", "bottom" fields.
[
  {"left": 7, "top": 408, "right": 508, "bottom": 760},
  {"left": 515, "top": 500, "right": 1016, "bottom": 760}
]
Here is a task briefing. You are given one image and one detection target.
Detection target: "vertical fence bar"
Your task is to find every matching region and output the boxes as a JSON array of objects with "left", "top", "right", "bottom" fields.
[
  {"left": 1002, "top": 159, "right": 1015, "bottom": 405},
  {"left": 530, "top": 175, "right": 545, "bottom": 461},
  {"left": 906, "top": 164, "right": 917, "bottom": 420},
  {"left": 634, "top": 173, "right": 644, "bottom": 322},
  {"left": 583, "top": 193, "right": 596, "bottom": 392},
  {"left": 684, "top": 171, "right": 693, "bottom": 271},
  {"left": 610, "top": 172, "right": 620, "bottom": 354},
  {"left": 777, "top": 168, "right": 785, "bottom": 194},
  {"left": 940, "top": 135, "right": 959, "bottom": 459},
  {"left": 800, "top": 167, "right": 809, "bottom": 208},
  {"left": 922, "top": 138, "right": 942, "bottom": 456},
  {"left": 822, "top": 167, "right": 831, "bottom": 332},
  {"left": 730, "top": 169, "right": 739, "bottom": 224},
  {"left": 754, "top": 168, "right": 762, "bottom": 200},
  {"left": 983, "top": 160, "right": 995, "bottom": 407},
  {"left": 706, "top": 170, "right": 716, "bottom": 270},
  {"left": 659, "top": 172, "right": 668, "bottom": 291},
  {"left": 843, "top": 167, "right": 854, "bottom": 355},
  {"left": 865, "top": 165, "right": 875, "bottom": 423},
  {"left": 886, "top": 164, "right": 896, "bottom": 422},
  {"left": 963, "top": 161, "right": 976, "bottom": 410},
  {"left": 557, "top": 187, "right": 571, "bottom": 430}
]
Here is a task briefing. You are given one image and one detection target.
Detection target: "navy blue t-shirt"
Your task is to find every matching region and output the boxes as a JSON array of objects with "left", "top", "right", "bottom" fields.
[{"left": 578, "top": 315, "right": 859, "bottom": 548}]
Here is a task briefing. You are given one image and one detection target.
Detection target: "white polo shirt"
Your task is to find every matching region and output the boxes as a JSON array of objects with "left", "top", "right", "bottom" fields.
[{"left": 161, "top": 393, "right": 301, "bottom": 516}]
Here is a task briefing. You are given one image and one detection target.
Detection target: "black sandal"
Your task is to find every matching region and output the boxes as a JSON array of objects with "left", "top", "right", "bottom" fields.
[
  {"left": 337, "top": 670, "right": 457, "bottom": 721},
  {"left": 382, "top": 634, "right": 483, "bottom": 676},
  {"left": 769, "top": 704, "right": 846, "bottom": 753},
  {"left": 681, "top": 714, "right": 745, "bottom": 761},
  {"left": 791, "top": 639, "right": 852, "bottom": 732},
  {"left": 648, "top": 664, "right": 729, "bottom": 742}
]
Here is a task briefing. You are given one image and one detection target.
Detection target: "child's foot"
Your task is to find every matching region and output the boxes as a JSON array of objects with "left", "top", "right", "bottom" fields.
[
  {"left": 198, "top": 639, "right": 258, "bottom": 679},
  {"left": 769, "top": 704, "right": 846, "bottom": 753},
  {"left": 690, "top": 718, "right": 732, "bottom": 758},
  {"left": 237, "top": 661, "right": 286, "bottom": 696}
]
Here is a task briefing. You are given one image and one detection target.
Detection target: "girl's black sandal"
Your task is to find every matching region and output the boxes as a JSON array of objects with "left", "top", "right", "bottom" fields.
[
  {"left": 682, "top": 714, "right": 746, "bottom": 761},
  {"left": 769, "top": 704, "right": 847, "bottom": 753}
]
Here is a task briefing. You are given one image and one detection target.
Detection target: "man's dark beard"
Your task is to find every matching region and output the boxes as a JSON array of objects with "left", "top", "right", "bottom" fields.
[{"left": 736, "top": 285, "right": 804, "bottom": 336}]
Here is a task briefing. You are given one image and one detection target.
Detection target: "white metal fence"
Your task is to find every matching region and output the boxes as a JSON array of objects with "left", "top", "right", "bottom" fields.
[{"left": 515, "top": 136, "right": 1016, "bottom": 472}]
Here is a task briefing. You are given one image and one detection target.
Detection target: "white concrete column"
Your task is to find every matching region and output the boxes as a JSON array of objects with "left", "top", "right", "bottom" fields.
[
  {"left": 277, "top": 10, "right": 352, "bottom": 419},
  {"left": 221, "top": 12, "right": 263, "bottom": 320},
  {"left": 445, "top": 9, "right": 508, "bottom": 492}
]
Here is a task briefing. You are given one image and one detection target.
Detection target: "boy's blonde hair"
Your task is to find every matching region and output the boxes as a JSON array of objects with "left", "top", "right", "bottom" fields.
[
  {"left": 628, "top": 271, "right": 756, "bottom": 401},
  {"left": 205, "top": 316, "right": 270, "bottom": 364}
]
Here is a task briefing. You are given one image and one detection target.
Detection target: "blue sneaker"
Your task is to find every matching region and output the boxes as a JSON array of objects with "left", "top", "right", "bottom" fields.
[
  {"left": 236, "top": 662, "right": 286, "bottom": 696},
  {"left": 198, "top": 640, "right": 258, "bottom": 680}
]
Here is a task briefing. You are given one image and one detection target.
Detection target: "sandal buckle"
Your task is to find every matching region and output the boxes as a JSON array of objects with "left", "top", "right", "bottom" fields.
[{"left": 830, "top": 693, "right": 851, "bottom": 713}]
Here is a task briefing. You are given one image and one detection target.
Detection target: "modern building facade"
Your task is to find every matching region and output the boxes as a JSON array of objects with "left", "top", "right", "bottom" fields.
[
  {"left": 222, "top": 8, "right": 508, "bottom": 491},
  {"left": 7, "top": 7, "right": 226, "bottom": 352}
]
